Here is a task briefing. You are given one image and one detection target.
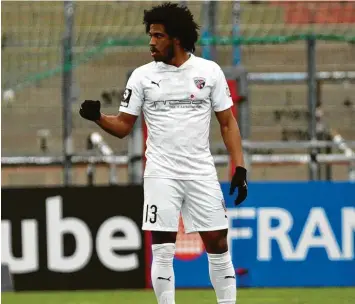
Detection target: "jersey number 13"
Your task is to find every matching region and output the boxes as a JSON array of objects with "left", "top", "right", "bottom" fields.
[{"left": 145, "top": 204, "right": 158, "bottom": 224}]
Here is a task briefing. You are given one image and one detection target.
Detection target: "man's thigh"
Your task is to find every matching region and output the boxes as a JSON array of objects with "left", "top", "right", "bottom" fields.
[
  {"left": 181, "top": 179, "right": 228, "bottom": 233},
  {"left": 142, "top": 178, "right": 184, "bottom": 232}
]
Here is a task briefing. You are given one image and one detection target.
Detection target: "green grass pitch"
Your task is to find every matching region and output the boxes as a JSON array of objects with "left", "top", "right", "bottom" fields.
[{"left": 2, "top": 288, "right": 355, "bottom": 304}]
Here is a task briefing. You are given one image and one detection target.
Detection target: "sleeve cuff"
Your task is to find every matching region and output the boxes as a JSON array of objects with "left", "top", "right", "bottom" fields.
[
  {"left": 119, "top": 106, "right": 140, "bottom": 116},
  {"left": 213, "top": 99, "right": 233, "bottom": 112}
]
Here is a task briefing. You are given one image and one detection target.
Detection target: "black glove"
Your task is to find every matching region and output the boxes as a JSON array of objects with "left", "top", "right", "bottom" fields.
[
  {"left": 79, "top": 100, "right": 101, "bottom": 121},
  {"left": 229, "top": 166, "right": 248, "bottom": 206}
]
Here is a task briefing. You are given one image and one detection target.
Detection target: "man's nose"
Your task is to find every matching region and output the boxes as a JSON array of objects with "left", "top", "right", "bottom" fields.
[{"left": 149, "top": 37, "right": 156, "bottom": 47}]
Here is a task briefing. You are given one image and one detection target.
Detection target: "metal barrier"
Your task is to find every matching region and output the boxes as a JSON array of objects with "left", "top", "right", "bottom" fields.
[
  {"left": 3, "top": 153, "right": 354, "bottom": 167},
  {"left": 247, "top": 71, "right": 355, "bottom": 84},
  {"left": 2, "top": 140, "right": 355, "bottom": 183},
  {"left": 215, "top": 154, "right": 355, "bottom": 165},
  {"left": 86, "top": 132, "right": 117, "bottom": 185},
  {"left": 2, "top": 153, "right": 355, "bottom": 183},
  {"left": 329, "top": 129, "right": 355, "bottom": 181}
]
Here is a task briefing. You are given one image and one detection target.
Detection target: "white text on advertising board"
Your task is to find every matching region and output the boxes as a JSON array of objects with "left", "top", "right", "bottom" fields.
[{"left": 227, "top": 207, "right": 355, "bottom": 261}]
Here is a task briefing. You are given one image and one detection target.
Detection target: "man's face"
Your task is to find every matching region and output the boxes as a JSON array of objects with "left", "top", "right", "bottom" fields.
[{"left": 149, "top": 24, "right": 174, "bottom": 63}]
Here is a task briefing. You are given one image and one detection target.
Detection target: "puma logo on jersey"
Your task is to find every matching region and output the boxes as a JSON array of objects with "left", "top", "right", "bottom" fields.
[
  {"left": 151, "top": 80, "right": 161, "bottom": 88},
  {"left": 157, "top": 276, "right": 171, "bottom": 281}
]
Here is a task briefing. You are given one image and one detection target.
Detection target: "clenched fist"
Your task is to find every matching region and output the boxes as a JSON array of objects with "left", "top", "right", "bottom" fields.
[{"left": 79, "top": 100, "right": 101, "bottom": 121}]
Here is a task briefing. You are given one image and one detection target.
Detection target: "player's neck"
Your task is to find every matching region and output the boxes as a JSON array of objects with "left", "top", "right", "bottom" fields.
[{"left": 167, "top": 51, "right": 190, "bottom": 68}]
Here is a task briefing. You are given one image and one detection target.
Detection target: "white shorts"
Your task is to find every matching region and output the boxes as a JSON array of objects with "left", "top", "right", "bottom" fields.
[{"left": 142, "top": 178, "right": 228, "bottom": 233}]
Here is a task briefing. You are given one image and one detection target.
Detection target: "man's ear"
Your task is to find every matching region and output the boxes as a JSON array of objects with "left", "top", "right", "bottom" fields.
[{"left": 173, "top": 37, "right": 180, "bottom": 46}]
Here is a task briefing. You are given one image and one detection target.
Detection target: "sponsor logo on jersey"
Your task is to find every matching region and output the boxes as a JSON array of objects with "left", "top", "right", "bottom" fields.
[
  {"left": 193, "top": 77, "right": 206, "bottom": 89},
  {"left": 153, "top": 99, "right": 204, "bottom": 109}
]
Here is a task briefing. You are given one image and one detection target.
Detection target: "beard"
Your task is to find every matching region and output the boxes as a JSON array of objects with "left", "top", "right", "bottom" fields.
[{"left": 153, "top": 42, "right": 174, "bottom": 63}]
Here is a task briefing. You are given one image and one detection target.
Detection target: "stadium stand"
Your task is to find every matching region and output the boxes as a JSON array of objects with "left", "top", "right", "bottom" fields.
[{"left": 2, "top": 1, "right": 355, "bottom": 184}]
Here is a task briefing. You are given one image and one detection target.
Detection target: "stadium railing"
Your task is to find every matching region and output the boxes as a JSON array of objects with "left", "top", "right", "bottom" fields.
[{"left": 2, "top": 140, "right": 355, "bottom": 182}]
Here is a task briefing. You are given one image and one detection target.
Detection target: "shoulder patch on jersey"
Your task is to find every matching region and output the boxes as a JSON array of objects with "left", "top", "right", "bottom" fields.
[
  {"left": 121, "top": 88, "right": 132, "bottom": 107},
  {"left": 193, "top": 77, "right": 206, "bottom": 89}
]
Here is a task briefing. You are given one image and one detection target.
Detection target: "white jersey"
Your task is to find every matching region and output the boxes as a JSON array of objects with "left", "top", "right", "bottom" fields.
[{"left": 119, "top": 54, "right": 233, "bottom": 180}]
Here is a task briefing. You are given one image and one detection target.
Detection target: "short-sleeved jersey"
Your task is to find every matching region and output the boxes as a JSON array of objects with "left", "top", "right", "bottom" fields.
[{"left": 119, "top": 54, "right": 233, "bottom": 180}]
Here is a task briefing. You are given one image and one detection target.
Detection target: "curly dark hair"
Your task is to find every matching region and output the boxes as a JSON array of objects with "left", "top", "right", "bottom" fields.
[{"left": 143, "top": 2, "right": 199, "bottom": 53}]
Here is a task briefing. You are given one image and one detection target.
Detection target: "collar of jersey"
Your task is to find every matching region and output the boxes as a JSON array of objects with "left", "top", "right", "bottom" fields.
[{"left": 156, "top": 53, "right": 195, "bottom": 71}]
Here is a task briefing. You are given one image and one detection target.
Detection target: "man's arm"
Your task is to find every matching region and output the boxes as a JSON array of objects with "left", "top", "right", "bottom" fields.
[
  {"left": 211, "top": 64, "right": 248, "bottom": 205},
  {"left": 96, "top": 112, "right": 138, "bottom": 139},
  {"left": 79, "top": 99, "right": 138, "bottom": 139},
  {"left": 215, "top": 107, "right": 245, "bottom": 167}
]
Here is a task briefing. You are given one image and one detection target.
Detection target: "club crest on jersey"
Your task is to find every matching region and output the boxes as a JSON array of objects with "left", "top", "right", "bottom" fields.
[{"left": 193, "top": 77, "right": 206, "bottom": 89}]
